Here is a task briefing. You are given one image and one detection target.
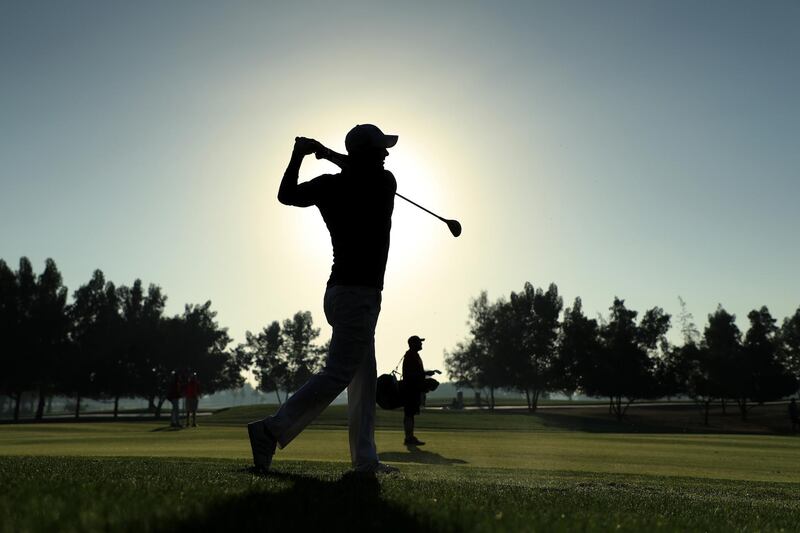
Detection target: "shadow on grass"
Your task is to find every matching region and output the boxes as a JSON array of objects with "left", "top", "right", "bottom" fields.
[
  {"left": 164, "top": 468, "right": 428, "bottom": 533},
  {"left": 149, "top": 426, "right": 184, "bottom": 432},
  {"left": 0, "top": 416, "right": 165, "bottom": 425},
  {"left": 379, "top": 445, "right": 467, "bottom": 465},
  {"left": 534, "top": 411, "right": 675, "bottom": 433},
  {"left": 534, "top": 405, "right": 795, "bottom": 435}
]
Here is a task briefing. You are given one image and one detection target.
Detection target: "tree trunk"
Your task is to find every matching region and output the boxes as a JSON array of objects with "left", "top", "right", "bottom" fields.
[
  {"left": 524, "top": 389, "right": 531, "bottom": 411},
  {"left": 721, "top": 398, "right": 727, "bottom": 415},
  {"left": 611, "top": 396, "right": 626, "bottom": 421},
  {"left": 113, "top": 396, "right": 120, "bottom": 418},
  {"left": 13, "top": 392, "right": 21, "bottom": 422},
  {"left": 489, "top": 386, "right": 495, "bottom": 410},
  {"left": 274, "top": 389, "right": 282, "bottom": 405},
  {"left": 737, "top": 399, "right": 748, "bottom": 421},
  {"left": 74, "top": 394, "right": 81, "bottom": 419},
  {"left": 530, "top": 390, "right": 540, "bottom": 413},
  {"left": 621, "top": 398, "right": 633, "bottom": 419},
  {"left": 35, "top": 388, "right": 46, "bottom": 420},
  {"left": 148, "top": 396, "right": 156, "bottom": 412}
]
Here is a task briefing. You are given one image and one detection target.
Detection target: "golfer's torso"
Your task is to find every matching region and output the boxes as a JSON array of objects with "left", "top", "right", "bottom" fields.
[{"left": 316, "top": 169, "right": 396, "bottom": 289}]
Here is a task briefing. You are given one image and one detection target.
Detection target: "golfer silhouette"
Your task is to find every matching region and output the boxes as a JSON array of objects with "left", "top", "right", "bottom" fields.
[{"left": 248, "top": 124, "right": 399, "bottom": 474}]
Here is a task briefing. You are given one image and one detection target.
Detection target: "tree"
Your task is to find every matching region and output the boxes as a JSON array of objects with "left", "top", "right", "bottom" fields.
[
  {"left": 167, "top": 301, "right": 242, "bottom": 395},
  {"left": 490, "top": 296, "right": 521, "bottom": 403},
  {"left": 583, "top": 298, "right": 670, "bottom": 420},
  {"left": 245, "top": 321, "right": 288, "bottom": 404},
  {"left": 223, "top": 340, "right": 253, "bottom": 394},
  {"left": 676, "top": 296, "right": 701, "bottom": 345},
  {"left": 68, "top": 270, "right": 114, "bottom": 418},
  {"left": 779, "top": 307, "right": 800, "bottom": 395},
  {"left": 472, "top": 292, "right": 509, "bottom": 409},
  {"left": 656, "top": 297, "right": 699, "bottom": 406},
  {"left": 501, "top": 283, "right": 562, "bottom": 412},
  {"left": 30, "top": 259, "right": 69, "bottom": 420},
  {"left": 554, "top": 297, "right": 600, "bottom": 399},
  {"left": 446, "top": 292, "right": 508, "bottom": 409},
  {"left": 113, "top": 280, "right": 148, "bottom": 418},
  {"left": 444, "top": 339, "right": 485, "bottom": 393},
  {"left": 672, "top": 342, "right": 716, "bottom": 425},
  {"left": 89, "top": 280, "right": 126, "bottom": 414},
  {"left": 0, "top": 259, "right": 21, "bottom": 420},
  {"left": 703, "top": 305, "right": 742, "bottom": 416},
  {"left": 7, "top": 258, "right": 38, "bottom": 421},
  {"left": 244, "top": 312, "right": 326, "bottom": 402},
  {"left": 639, "top": 305, "right": 674, "bottom": 397},
  {"left": 738, "top": 306, "right": 797, "bottom": 420},
  {"left": 526, "top": 283, "right": 562, "bottom": 409},
  {"left": 127, "top": 283, "right": 168, "bottom": 414},
  {"left": 280, "top": 311, "right": 323, "bottom": 395}
]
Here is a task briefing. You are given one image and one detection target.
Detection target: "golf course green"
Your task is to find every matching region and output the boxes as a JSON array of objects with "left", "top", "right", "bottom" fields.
[{"left": 1, "top": 405, "right": 798, "bottom": 532}]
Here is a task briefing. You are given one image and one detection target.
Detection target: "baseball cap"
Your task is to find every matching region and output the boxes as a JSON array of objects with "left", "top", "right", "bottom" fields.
[
  {"left": 345, "top": 124, "right": 398, "bottom": 154},
  {"left": 408, "top": 335, "right": 425, "bottom": 345}
]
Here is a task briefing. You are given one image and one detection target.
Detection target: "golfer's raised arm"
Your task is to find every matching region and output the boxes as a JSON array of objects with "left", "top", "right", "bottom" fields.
[
  {"left": 278, "top": 150, "right": 311, "bottom": 207},
  {"left": 277, "top": 137, "right": 319, "bottom": 207}
]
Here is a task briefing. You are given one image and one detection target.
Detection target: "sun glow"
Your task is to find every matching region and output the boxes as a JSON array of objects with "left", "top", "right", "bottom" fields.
[{"left": 385, "top": 143, "right": 445, "bottom": 284}]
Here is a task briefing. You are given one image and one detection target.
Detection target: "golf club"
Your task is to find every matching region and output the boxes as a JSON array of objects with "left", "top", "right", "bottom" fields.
[
  {"left": 394, "top": 192, "right": 462, "bottom": 238},
  {"left": 298, "top": 138, "right": 462, "bottom": 238}
]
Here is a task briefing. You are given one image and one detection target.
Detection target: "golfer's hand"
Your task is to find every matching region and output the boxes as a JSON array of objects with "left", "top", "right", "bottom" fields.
[{"left": 294, "top": 137, "right": 322, "bottom": 156}]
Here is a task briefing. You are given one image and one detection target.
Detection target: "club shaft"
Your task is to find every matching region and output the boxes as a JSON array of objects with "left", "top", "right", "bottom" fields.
[{"left": 394, "top": 192, "right": 446, "bottom": 222}]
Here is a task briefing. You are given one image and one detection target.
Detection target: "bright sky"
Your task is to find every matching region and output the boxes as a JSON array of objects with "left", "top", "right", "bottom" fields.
[{"left": 2, "top": 1, "right": 799, "bottom": 381}]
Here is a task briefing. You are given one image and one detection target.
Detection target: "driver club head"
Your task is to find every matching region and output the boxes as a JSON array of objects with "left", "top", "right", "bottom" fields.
[{"left": 446, "top": 219, "right": 462, "bottom": 238}]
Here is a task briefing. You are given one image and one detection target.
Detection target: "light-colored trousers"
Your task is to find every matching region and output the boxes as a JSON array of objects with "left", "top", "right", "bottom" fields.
[{"left": 265, "top": 285, "right": 381, "bottom": 468}]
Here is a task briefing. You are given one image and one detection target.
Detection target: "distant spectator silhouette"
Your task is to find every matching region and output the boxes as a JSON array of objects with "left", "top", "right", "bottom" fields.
[
  {"left": 450, "top": 391, "right": 464, "bottom": 410},
  {"left": 248, "top": 125, "right": 399, "bottom": 474},
  {"left": 401, "top": 335, "right": 440, "bottom": 446},
  {"left": 167, "top": 372, "right": 182, "bottom": 428},
  {"left": 789, "top": 398, "right": 799, "bottom": 433},
  {"left": 185, "top": 374, "right": 200, "bottom": 427}
]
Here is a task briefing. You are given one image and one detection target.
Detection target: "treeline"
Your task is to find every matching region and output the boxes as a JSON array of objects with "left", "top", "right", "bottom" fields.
[
  {"left": 446, "top": 283, "right": 800, "bottom": 423},
  {"left": 236, "top": 311, "right": 328, "bottom": 404},
  {"left": 1, "top": 257, "right": 248, "bottom": 421}
]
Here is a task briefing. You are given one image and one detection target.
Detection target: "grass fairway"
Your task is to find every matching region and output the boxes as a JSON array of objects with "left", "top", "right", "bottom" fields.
[{"left": 1, "top": 406, "right": 799, "bottom": 532}]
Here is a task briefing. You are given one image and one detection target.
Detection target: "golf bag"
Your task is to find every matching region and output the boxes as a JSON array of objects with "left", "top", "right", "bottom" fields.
[
  {"left": 424, "top": 377, "right": 440, "bottom": 393},
  {"left": 376, "top": 373, "right": 404, "bottom": 410}
]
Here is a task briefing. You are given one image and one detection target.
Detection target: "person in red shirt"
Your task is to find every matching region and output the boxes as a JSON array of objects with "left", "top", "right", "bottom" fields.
[{"left": 185, "top": 374, "right": 200, "bottom": 428}]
